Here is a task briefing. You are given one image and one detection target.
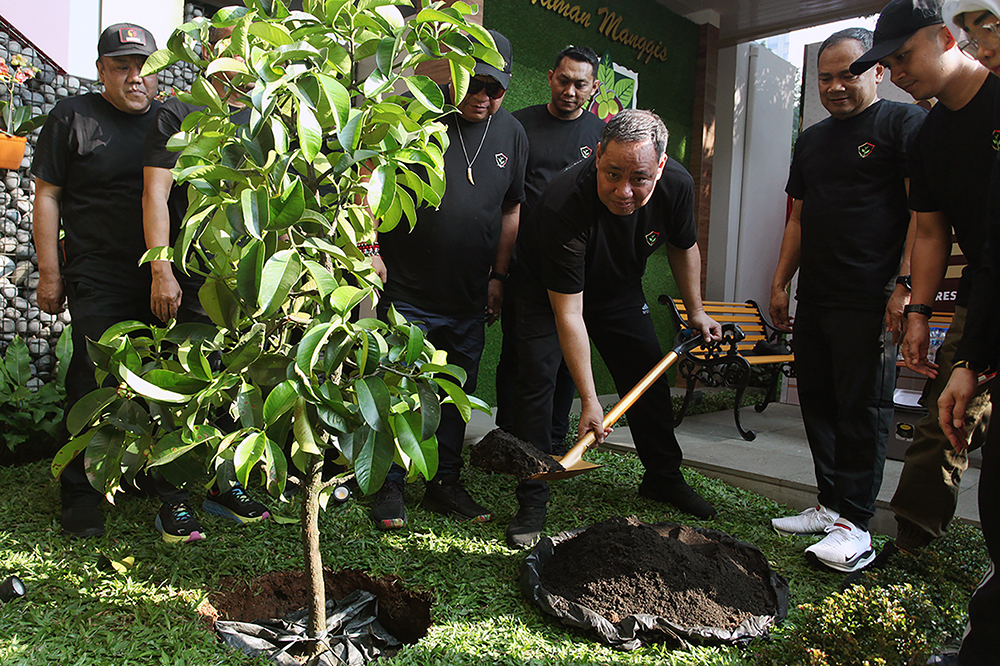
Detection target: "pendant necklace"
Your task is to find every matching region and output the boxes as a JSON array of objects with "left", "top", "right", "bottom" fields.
[{"left": 456, "top": 114, "right": 491, "bottom": 185}]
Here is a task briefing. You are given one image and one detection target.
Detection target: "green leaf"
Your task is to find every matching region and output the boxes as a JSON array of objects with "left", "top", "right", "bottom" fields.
[
  {"left": 331, "top": 285, "right": 366, "bottom": 315},
  {"left": 367, "top": 164, "right": 396, "bottom": 219},
  {"left": 403, "top": 75, "right": 445, "bottom": 113},
  {"left": 292, "top": 397, "right": 322, "bottom": 455},
  {"left": 3, "top": 336, "right": 30, "bottom": 386},
  {"left": 353, "top": 426, "right": 394, "bottom": 495},
  {"left": 304, "top": 260, "right": 338, "bottom": 298},
  {"left": 240, "top": 186, "right": 268, "bottom": 240},
  {"left": 190, "top": 76, "right": 226, "bottom": 114},
  {"left": 52, "top": 430, "right": 95, "bottom": 480},
  {"left": 249, "top": 21, "right": 293, "bottom": 46},
  {"left": 237, "top": 240, "right": 266, "bottom": 308},
  {"left": 415, "top": 379, "right": 440, "bottom": 441},
  {"left": 206, "top": 57, "right": 250, "bottom": 76},
  {"left": 263, "top": 380, "right": 298, "bottom": 423},
  {"left": 404, "top": 324, "right": 424, "bottom": 365},
  {"left": 66, "top": 388, "right": 119, "bottom": 435},
  {"left": 375, "top": 37, "right": 395, "bottom": 73},
  {"left": 84, "top": 427, "right": 127, "bottom": 496},
  {"left": 235, "top": 381, "right": 264, "bottom": 429},
  {"left": 258, "top": 249, "right": 303, "bottom": 317},
  {"left": 356, "top": 376, "right": 390, "bottom": 432},
  {"left": 433, "top": 377, "right": 472, "bottom": 421},
  {"left": 223, "top": 323, "right": 265, "bottom": 374},
  {"left": 140, "top": 48, "right": 178, "bottom": 76},
  {"left": 262, "top": 435, "right": 287, "bottom": 497},
  {"left": 199, "top": 276, "right": 239, "bottom": 329},
  {"left": 392, "top": 411, "right": 437, "bottom": 480},
  {"left": 234, "top": 432, "right": 268, "bottom": 487},
  {"left": 447, "top": 56, "right": 471, "bottom": 108},
  {"left": 267, "top": 179, "right": 305, "bottom": 230},
  {"left": 122, "top": 366, "right": 193, "bottom": 404},
  {"left": 295, "top": 322, "right": 335, "bottom": 377},
  {"left": 147, "top": 429, "right": 199, "bottom": 467},
  {"left": 296, "top": 101, "right": 322, "bottom": 162},
  {"left": 315, "top": 72, "right": 350, "bottom": 131}
]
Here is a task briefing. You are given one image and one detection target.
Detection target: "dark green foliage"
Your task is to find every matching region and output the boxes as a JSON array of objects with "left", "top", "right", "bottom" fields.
[{"left": 0, "top": 327, "right": 72, "bottom": 450}]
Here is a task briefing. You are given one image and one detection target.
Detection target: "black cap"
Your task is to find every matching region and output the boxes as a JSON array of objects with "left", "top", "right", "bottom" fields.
[
  {"left": 474, "top": 29, "right": 512, "bottom": 89},
  {"left": 98, "top": 23, "right": 157, "bottom": 58},
  {"left": 850, "top": 0, "right": 944, "bottom": 73}
]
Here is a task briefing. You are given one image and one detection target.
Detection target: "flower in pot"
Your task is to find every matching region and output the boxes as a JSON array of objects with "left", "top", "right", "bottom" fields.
[{"left": 0, "top": 54, "right": 47, "bottom": 170}]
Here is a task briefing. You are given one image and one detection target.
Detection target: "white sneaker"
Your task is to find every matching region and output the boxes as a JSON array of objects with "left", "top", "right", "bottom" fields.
[
  {"left": 771, "top": 505, "right": 839, "bottom": 535},
  {"left": 805, "top": 519, "right": 877, "bottom": 572}
]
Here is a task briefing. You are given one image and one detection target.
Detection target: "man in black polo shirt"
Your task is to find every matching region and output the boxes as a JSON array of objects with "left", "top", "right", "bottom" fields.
[
  {"left": 370, "top": 30, "right": 528, "bottom": 530},
  {"left": 851, "top": 0, "right": 997, "bottom": 558},
  {"left": 31, "top": 23, "right": 162, "bottom": 539},
  {"left": 494, "top": 45, "right": 605, "bottom": 452},
  {"left": 507, "top": 109, "right": 721, "bottom": 550},
  {"left": 768, "top": 27, "right": 926, "bottom": 573}
]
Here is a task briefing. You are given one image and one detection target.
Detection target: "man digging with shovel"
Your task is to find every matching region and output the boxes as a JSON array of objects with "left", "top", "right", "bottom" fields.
[{"left": 506, "top": 109, "right": 722, "bottom": 550}]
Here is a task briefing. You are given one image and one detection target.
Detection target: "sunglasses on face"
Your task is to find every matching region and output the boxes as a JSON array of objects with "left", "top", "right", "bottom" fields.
[{"left": 468, "top": 77, "right": 505, "bottom": 99}]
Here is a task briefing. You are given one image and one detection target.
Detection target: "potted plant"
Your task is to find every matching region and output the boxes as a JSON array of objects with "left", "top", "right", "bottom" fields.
[
  {"left": 0, "top": 54, "right": 46, "bottom": 170},
  {"left": 56, "top": 0, "right": 500, "bottom": 659}
]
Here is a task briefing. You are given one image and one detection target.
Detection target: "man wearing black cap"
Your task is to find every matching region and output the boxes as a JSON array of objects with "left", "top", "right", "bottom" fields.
[
  {"left": 32, "top": 23, "right": 163, "bottom": 538},
  {"left": 369, "top": 29, "right": 528, "bottom": 530},
  {"left": 851, "top": 0, "right": 998, "bottom": 559}
]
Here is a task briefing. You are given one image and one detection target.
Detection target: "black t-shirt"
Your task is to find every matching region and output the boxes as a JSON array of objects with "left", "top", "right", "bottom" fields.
[
  {"left": 909, "top": 73, "right": 1000, "bottom": 306},
  {"left": 519, "top": 154, "right": 697, "bottom": 309},
  {"left": 511, "top": 104, "right": 605, "bottom": 222},
  {"left": 379, "top": 94, "right": 528, "bottom": 316},
  {"left": 32, "top": 92, "right": 162, "bottom": 289},
  {"left": 144, "top": 97, "right": 252, "bottom": 247},
  {"left": 786, "top": 99, "right": 926, "bottom": 310}
]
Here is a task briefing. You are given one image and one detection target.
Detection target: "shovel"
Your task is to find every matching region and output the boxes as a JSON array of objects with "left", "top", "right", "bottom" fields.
[{"left": 528, "top": 330, "right": 706, "bottom": 481}]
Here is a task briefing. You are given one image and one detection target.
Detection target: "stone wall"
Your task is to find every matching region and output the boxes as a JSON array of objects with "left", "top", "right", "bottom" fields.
[{"left": 0, "top": 4, "right": 206, "bottom": 389}]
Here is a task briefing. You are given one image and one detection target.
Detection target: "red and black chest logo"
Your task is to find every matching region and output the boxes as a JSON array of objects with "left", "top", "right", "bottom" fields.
[
  {"left": 495, "top": 153, "right": 507, "bottom": 168},
  {"left": 581, "top": 146, "right": 592, "bottom": 158},
  {"left": 858, "top": 142, "right": 874, "bottom": 158},
  {"left": 645, "top": 231, "right": 660, "bottom": 247},
  {"left": 992, "top": 130, "right": 1000, "bottom": 151}
]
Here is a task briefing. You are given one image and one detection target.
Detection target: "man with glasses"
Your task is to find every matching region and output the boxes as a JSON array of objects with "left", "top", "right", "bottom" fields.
[
  {"left": 369, "top": 30, "right": 528, "bottom": 530},
  {"left": 849, "top": 0, "right": 999, "bottom": 567}
]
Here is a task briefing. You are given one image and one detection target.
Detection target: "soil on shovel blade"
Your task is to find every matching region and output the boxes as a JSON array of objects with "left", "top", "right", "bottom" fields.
[
  {"left": 470, "top": 428, "right": 565, "bottom": 479},
  {"left": 540, "top": 516, "right": 776, "bottom": 630},
  {"left": 200, "top": 567, "right": 433, "bottom": 647}
]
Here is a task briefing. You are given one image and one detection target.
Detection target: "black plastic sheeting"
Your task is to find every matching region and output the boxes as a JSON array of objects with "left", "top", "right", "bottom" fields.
[
  {"left": 215, "top": 589, "right": 401, "bottom": 665},
  {"left": 521, "top": 523, "right": 790, "bottom": 651}
]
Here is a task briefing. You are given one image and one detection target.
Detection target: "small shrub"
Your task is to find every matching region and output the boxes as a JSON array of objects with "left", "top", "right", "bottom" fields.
[{"left": 0, "top": 327, "right": 72, "bottom": 451}]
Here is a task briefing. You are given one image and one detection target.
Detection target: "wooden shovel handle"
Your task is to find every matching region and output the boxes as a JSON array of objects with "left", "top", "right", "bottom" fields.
[{"left": 558, "top": 333, "right": 703, "bottom": 469}]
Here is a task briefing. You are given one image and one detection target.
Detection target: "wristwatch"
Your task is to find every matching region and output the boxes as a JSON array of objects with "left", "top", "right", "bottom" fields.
[
  {"left": 952, "top": 359, "right": 987, "bottom": 374},
  {"left": 895, "top": 274, "right": 911, "bottom": 290},
  {"left": 489, "top": 271, "right": 508, "bottom": 283},
  {"left": 903, "top": 303, "right": 933, "bottom": 318}
]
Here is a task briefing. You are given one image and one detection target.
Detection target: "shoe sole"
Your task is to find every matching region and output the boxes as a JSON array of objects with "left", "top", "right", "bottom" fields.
[
  {"left": 771, "top": 522, "right": 830, "bottom": 537},
  {"left": 805, "top": 546, "right": 877, "bottom": 573},
  {"left": 373, "top": 517, "right": 407, "bottom": 531},
  {"left": 505, "top": 531, "right": 541, "bottom": 550},
  {"left": 62, "top": 526, "right": 105, "bottom": 539},
  {"left": 202, "top": 499, "right": 271, "bottom": 525},
  {"left": 420, "top": 496, "right": 491, "bottom": 522},
  {"left": 638, "top": 487, "right": 717, "bottom": 519},
  {"left": 155, "top": 515, "right": 206, "bottom": 544}
]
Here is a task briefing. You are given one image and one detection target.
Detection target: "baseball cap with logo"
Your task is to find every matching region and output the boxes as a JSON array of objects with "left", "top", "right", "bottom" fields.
[
  {"left": 850, "top": 0, "right": 944, "bottom": 74},
  {"left": 474, "top": 29, "right": 513, "bottom": 89},
  {"left": 98, "top": 23, "right": 157, "bottom": 58}
]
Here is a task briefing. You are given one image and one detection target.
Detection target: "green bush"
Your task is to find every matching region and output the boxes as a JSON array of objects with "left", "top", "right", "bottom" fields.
[{"left": 0, "top": 327, "right": 71, "bottom": 451}]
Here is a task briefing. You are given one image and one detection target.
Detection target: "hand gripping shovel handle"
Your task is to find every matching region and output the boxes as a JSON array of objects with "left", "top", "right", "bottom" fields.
[{"left": 556, "top": 330, "right": 706, "bottom": 470}]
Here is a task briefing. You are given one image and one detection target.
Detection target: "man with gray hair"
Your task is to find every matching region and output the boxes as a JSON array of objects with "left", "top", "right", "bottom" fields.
[
  {"left": 507, "top": 109, "right": 722, "bottom": 549},
  {"left": 767, "top": 27, "right": 926, "bottom": 572}
]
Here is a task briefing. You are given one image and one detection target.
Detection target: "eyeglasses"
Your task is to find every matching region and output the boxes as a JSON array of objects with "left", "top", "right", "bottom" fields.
[
  {"left": 467, "top": 77, "right": 505, "bottom": 99},
  {"left": 959, "top": 21, "right": 1000, "bottom": 58}
]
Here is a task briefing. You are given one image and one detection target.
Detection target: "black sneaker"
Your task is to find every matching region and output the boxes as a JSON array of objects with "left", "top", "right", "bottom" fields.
[
  {"left": 61, "top": 505, "right": 105, "bottom": 539},
  {"left": 638, "top": 476, "right": 717, "bottom": 519},
  {"left": 369, "top": 481, "right": 407, "bottom": 530},
  {"left": 422, "top": 478, "right": 492, "bottom": 522},
  {"left": 155, "top": 502, "right": 205, "bottom": 544},
  {"left": 202, "top": 485, "right": 271, "bottom": 524},
  {"left": 505, "top": 504, "right": 547, "bottom": 550}
]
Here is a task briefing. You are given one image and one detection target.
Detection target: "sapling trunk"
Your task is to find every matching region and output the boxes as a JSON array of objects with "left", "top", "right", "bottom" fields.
[{"left": 301, "top": 452, "right": 326, "bottom": 642}]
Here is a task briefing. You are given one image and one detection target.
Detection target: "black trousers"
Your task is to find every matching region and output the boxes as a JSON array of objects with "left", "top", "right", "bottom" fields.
[
  {"left": 792, "top": 302, "right": 896, "bottom": 531},
  {"left": 513, "top": 286, "right": 682, "bottom": 507},
  {"left": 960, "top": 386, "right": 1000, "bottom": 665},
  {"left": 61, "top": 277, "right": 199, "bottom": 507},
  {"left": 379, "top": 300, "right": 486, "bottom": 484},
  {"left": 495, "top": 272, "right": 576, "bottom": 444}
]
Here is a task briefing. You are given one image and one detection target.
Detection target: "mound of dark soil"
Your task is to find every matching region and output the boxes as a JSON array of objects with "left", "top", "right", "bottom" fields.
[
  {"left": 540, "top": 516, "right": 776, "bottom": 631},
  {"left": 470, "top": 428, "right": 564, "bottom": 479},
  {"left": 201, "top": 567, "right": 433, "bottom": 645}
]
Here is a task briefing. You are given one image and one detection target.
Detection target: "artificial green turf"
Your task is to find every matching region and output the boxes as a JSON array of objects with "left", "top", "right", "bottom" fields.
[{"left": 0, "top": 449, "right": 983, "bottom": 665}]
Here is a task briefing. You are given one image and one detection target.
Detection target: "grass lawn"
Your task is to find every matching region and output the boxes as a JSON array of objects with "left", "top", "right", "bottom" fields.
[{"left": 0, "top": 447, "right": 985, "bottom": 665}]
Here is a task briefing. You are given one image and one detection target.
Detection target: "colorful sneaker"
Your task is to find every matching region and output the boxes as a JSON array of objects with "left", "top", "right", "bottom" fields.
[
  {"left": 369, "top": 481, "right": 407, "bottom": 530},
  {"left": 805, "top": 519, "right": 877, "bottom": 572},
  {"left": 155, "top": 502, "right": 205, "bottom": 544},
  {"left": 771, "top": 504, "right": 839, "bottom": 535},
  {"left": 61, "top": 505, "right": 105, "bottom": 539},
  {"left": 422, "top": 478, "right": 491, "bottom": 522},
  {"left": 202, "top": 485, "right": 271, "bottom": 524}
]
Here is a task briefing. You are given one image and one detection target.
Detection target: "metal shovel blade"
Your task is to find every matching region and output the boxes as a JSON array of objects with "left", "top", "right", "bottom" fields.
[{"left": 527, "top": 331, "right": 704, "bottom": 481}]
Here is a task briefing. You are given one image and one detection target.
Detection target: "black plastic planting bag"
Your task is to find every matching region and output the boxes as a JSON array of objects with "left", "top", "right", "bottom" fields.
[
  {"left": 215, "top": 589, "right": 400, "bottom": 665},
  {"left": 521, "top": 522, "right": 790, "bottom": 651}
]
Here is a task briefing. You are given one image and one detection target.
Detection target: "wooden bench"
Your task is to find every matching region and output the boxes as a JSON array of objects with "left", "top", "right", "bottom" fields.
[{"left": 659, "top": 297, "right": 794, "bottom": 441}]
